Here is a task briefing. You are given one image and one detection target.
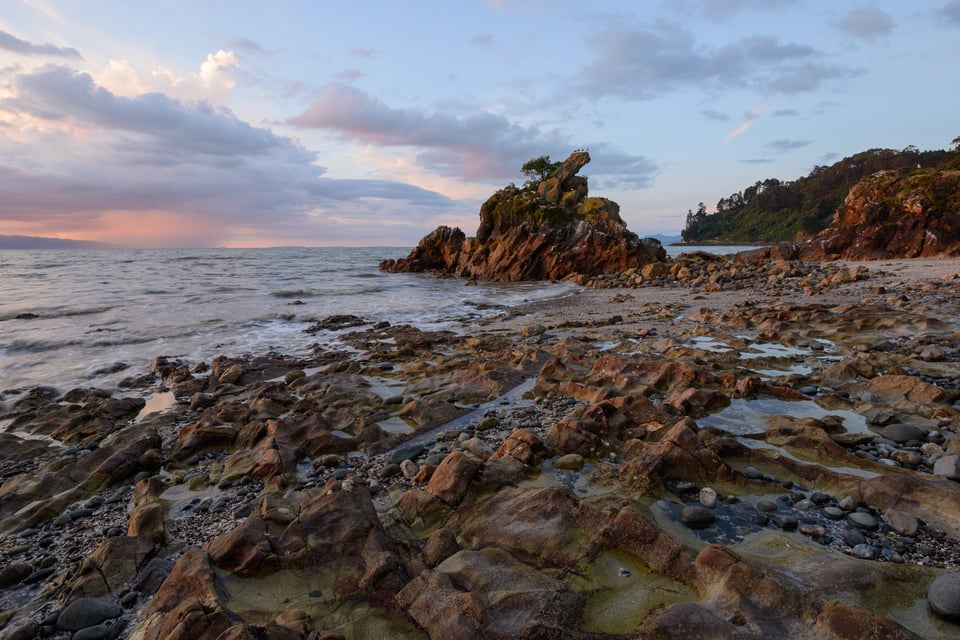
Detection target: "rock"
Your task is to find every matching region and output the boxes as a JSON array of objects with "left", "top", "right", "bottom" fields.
[
  {"left": 0, "top": 562, "right": 33, "bottom": 588},
  {"left": 847, "top": 512, "right": 879, "bottom": 531},
  {"left": 426, "top": 450, "right": 482, "bottom": 505},
  {"left": 928, "top": 572, "right": 960, "bottom": 621},
  {"left": 756, "top": 500, "right": 778, "bottom": 513},
  {"left": 698, "top": 487, "right": 718, "bottom": 509},
  {"left": 380, "top": 151, "right": 666, "bottom": 281},
  {"left": 933, "top": 454, "right": 960, "bottom": 480},
  {"left": 883, "top": 508, "right": 919, "bottom": 537},
  {"left": 823, "top": 507, "right": 846, "bottom": 520},
  {"left": 838, "top": 496, "right": 859, "bottom": 511},
  {"left": 554, "top": 453, "right": 585, "bottom": 471},
  {"left": 878, "top": 423, "right": 926, "bottom": 444},
  {"left": 792, "top": 169, "right": 960, "bottom": 260},
  {"left": 680, "top": 505, "right": 715, "bottom": 529},
  {"left": 772, "top": 515, "right": 798, "bottom": 531},
  {"left": 850, "top": 544, "right": 880, "bottom": 560},
  {"left": 56, "top": 597, "right": 123, "bottom": 631}
]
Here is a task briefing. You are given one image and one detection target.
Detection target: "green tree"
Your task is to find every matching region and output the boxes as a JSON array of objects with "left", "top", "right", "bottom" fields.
[
  {"left": 952, "top": 136, "right": 960, "bottom": 152},
  {"left": 521, "top": 155, "right": 560, "bottom": 188}
]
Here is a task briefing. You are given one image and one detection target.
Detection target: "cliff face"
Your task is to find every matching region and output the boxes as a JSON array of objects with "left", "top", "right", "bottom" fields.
[
  {"left": 380, "top": 151, "right": 666, "bottom": 281},
  {"left": 801, "top": 169, "right": 960, "bottom": 259},
  {"left": 738, "top": 169, "right": 960, "bottom": 262}
]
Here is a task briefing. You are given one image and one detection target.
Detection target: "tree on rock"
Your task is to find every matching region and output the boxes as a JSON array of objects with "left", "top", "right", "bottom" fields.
[{"left": 521, "top": 155, "right": 561, "bottom": 188}]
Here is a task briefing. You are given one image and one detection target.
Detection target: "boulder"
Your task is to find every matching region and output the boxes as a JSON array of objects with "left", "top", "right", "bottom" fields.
[{"left": 381, "top": 151, "right": 665, "bottom": 281}]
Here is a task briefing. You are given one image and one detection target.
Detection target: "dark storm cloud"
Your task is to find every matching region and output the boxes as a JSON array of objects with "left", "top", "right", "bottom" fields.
[{"left": 0, "top": 30, "right": 83, "bottom": 59}]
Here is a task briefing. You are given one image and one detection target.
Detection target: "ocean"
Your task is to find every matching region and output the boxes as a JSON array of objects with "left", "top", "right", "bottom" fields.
[
  {"left": 0, "top": 247, "right": 579, "bottom": 393},
  {"left": 0, "top": 244, "right": 758, "bottom": 394}
]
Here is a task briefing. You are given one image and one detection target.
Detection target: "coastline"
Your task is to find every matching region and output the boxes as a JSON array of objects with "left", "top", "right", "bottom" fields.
[{"left": 2, "top": 256, "right": 960, "bottom": 638}]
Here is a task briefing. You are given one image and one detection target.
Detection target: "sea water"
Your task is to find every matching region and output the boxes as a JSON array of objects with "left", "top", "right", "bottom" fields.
[{"left": 0, "top": 247, "right": 576, "bottom": 391}]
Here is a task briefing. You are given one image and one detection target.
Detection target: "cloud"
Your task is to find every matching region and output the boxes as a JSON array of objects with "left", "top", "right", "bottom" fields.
[
  {"left": 0, "top": 66, "right": 454, "bottom": 246},
  {"left": 470, "top": 34, "right": 494, "bottom": 48},
  {"left": 287, "top": 82, "right": 658, "bottom": 187},
  {"left": 836, "top": 6, "right": 895, "bottom": 41},
  {"left": 724, "top": 109, "right": 762, "bottom": 141},
  {"left": 942, "top": 1, "right": 960, "bottom": 25},
  {"left": 226, "top": 37, "right": 267, "bottom": 54},
  {"left": 766, "top": 138, "right": 811, "bottom": 152},
  {"left": 94, "top": 50, "right": 239, "bottom": 104},
  {"left": 576, "top": 23, "right": 857, "bottom": 99},
  {"left": 666, "top": 0, "right": 798, "bottom": 22},
  {"left": 773, "top": 108, "right": 799, "bottom": 117},
  {"left": 0, "top": 29, "right": 82, "bottom": 59},
  {"left": 351, "top": 47, "right": 377, "bottom": 58},
  {"left": 701, "top": 109, "right": 731, "bottom": 121}
]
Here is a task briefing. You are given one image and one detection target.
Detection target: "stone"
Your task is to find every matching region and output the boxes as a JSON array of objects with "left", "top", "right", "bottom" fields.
[
  {"left": 879, "top": 423, "right": 926, "bottom": 444},
  {"left": 56, "top": 598, "right": 123, "bottom": 631},
  {"left": 698, "top": 487, "right": 718, "bottom": 509},
  {"left": 756, "top": 500, "right": 778, "bottom": 513},
  {"left": 554, "top": 453, "right": 585, "bottom": 471},
  {"left": 823, "top": 507, "right": 846, "bottom": 520},
  {"left": 933, "top": 454, "right": 960, "bottom": 480},
  {"left": 928, "top": 572, "right": 960, "bottom": 621},
  {"left": 772, "top": 515, "right": 798, "bottom": 531},
  {"left": 426, "top": 450, "right": 482, "bottom": 505},
  {"left": 850, "top": 544, "right": 879, "bottom": 560},
  {"left": 883, "top": 509, "right": 919, "bottom": 537},
  {"left": 838, "top": 496, "right": 859, "bottom": 511},
  {"left": 847, "top": 512, "right": 879, "bottom": 531},
  {"left": 680, "top": 506, "right": 716, "bottom": 529},
  {"left": 380, "top": 151, "right": 666, "bottom": 281}
]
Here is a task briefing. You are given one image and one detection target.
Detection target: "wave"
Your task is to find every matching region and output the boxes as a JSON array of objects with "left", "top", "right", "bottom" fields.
[
  {"left": 0, "top": 305, "right": 114, "bottom": 321},
  {"left": 270, "top": 284, "right": 384, "bottom": 298}
]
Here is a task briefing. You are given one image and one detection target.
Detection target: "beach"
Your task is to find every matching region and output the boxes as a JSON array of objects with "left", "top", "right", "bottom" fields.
[{"left": 2, "top": 254, "right": 960, "bottom": 639}]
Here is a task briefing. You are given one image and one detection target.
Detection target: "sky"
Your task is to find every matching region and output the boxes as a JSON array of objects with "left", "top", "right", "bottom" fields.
[{"left": 1, "top": 1, "right": 958, "bottom": 248}]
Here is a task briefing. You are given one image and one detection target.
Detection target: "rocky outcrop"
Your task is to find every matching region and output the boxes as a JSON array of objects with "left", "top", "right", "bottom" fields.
[
  {"left": 742, "top": 169, "right": 960, "bottom": 261},
  {"left": 380, "top": 151, "right": 666, "bottom": 281}
]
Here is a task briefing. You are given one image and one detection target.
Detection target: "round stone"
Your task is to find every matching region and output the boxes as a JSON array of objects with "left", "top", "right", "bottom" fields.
[
  {"left": 744, "top": 466, "right": 763, "bottom": 479},
  {"left": 823, "top": 507, "right": 846, "bottom": 520},
  {"left": 928, "top": 572, "right": 960, "bottom": 621},
  {"left": 838, "top": 496, "right": 859, "bottom": 511},
  {"left": 554, "top": 454, "right": 585, "bottom": 471},
  {"left": 756, "top": 500, "right": 778, "bottom": 513},
  {"left": 847, "top": 511, "right": 879, "bottom": 531},
  {"left": 680, "top": 506, "right": 716, "bottom": 529},
  {"left": 772, "top": 515, "right": 798, "bottom": 531},
  {"left": 799, "top": 524, "right": 826, "bottom": 538},
  {"left": 699, "top": 487, "right": 718, "bottom": 509},
  {"left": 850, "top": 544, "right": 879, "bottom": 560},
  {"left": 56, "top": 598, "right": 123, "bottom": 631}
]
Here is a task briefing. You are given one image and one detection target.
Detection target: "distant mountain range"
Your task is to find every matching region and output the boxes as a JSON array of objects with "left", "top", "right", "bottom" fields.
[{"left": 0, "top": 235, "right": 111, "bottom": 249}]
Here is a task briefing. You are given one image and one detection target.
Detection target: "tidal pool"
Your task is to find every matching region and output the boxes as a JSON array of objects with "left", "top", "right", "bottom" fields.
[{"left": 698, "top": 397, "right": 868, "bottom": 436}]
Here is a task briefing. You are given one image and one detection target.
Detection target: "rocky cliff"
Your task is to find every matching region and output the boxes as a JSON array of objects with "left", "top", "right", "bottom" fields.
[
  {"left": 742, "top": 169, "right": 960, "bottom": 262},
  {"left": 380, "top": 151, "right": 666, "bottom": 281}
]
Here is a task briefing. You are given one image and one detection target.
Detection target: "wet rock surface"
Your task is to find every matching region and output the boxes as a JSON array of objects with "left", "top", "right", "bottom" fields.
[{"left": 2, "top": 262, "right": 960, "bottom": 638}]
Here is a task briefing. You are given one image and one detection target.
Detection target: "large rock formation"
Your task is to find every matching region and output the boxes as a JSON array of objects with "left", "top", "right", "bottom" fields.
[
  {"left": 742, "top": 169, "right": 960, "bottom": 261},
  {"left": 380, "top": 151, "right": 666, "bottom": 281}
]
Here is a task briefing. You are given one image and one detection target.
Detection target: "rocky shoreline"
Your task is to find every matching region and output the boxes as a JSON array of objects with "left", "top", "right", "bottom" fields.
[{"left": 3, "top": 257, "right": 960, "bottom": 639}]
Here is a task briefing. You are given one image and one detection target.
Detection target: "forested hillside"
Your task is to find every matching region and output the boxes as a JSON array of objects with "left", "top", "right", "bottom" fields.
[{"left": 681, "top": 144, "right": 960, "bottom": 243}]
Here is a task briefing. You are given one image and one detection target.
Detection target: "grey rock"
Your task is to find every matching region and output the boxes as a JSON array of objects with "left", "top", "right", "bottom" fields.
[
  {"left": 756, "top": 500, "right": 778, "bottom": 513},
  {"left": 680, "top": 505, "right": 716, "bottom": 529},
  {"left": 929, "top": 572, "right": 960, "bottom": 621},
  {"left": 56, "top": 597, "right": 122, "bottom": 631},
  {"left": 843, "top": 529, "right": 867, "bottom": 548},
  {"left": 698, "top": 487, "right": 718, "bottom": 509},
  {"left": 847, "top": 511, "right": 879, "bottom": 531},
  {"left": 850, "top": 544, "right": 879, "bottom": 560},
  {"left": 823, "top": 507, "right": 846, "bottom": 520},
  {"left": 879, "top": 424, "right": 925, "bottom": 444},
  {"left": 933, "top": 454, "right": 960, "bottom": 480},
  {"left": 883, "top": 508, "right": 919, "bottom": 537},
  {"left": 772, "top": 515, "right": 798, "bottom": 531},
  {"left": 838, "top": 496, "right": 859, "bottom": 511}
]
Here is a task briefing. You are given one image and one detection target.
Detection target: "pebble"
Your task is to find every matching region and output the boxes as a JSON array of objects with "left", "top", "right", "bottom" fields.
[
  {"left": 680, "top": 506, "right": 716, "bottom": 529},
  {"left": 928, "top": 572, "right": 960, "bottom": 621},
  {"left": 850, "top": 544, "right": 880, "bottom": 560},
  {"left": 698, "top": 487, "right": 718, "bottom": 509},
  {"left": 756, "top": 500, "right": 778, "bottom": 513},
  {"left": 847, "top": 512, "right": 879, "bottom": 531},
  {"left": 823, "top": 507, "right": 845, "bottom": 520}
]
